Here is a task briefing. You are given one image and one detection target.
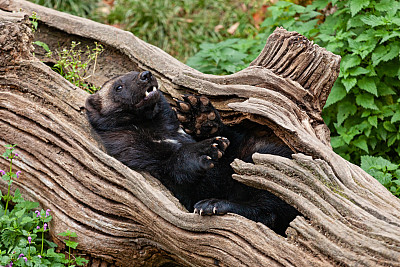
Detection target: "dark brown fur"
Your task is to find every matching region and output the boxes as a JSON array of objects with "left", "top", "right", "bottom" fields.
[{"left": 86, "top": 71, "right": 300, "bottom": 235}]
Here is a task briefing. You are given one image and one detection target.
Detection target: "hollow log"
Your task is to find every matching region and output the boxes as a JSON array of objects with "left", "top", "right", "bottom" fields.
[{"left": 1, "top": 1, "right": 400, "bottom": 266}]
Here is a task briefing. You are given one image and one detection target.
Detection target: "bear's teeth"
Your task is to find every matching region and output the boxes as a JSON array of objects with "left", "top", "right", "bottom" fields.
[{"left": 145, "top": 91, "right": 150, "bottom": 97}]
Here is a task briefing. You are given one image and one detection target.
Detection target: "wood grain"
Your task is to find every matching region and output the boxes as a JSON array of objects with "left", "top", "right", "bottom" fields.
[{"left": 1, "top": 1, "right": 400, "bottom": 266}]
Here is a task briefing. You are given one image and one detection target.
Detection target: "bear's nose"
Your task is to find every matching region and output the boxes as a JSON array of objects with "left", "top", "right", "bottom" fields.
[{"left": 140, "top": 71, "right": 152, "bottom": 81}]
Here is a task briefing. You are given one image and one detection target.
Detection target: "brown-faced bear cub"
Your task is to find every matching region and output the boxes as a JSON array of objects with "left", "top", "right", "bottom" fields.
[{"left": 86, "top": 70, "right": 300, "bottom": 235}]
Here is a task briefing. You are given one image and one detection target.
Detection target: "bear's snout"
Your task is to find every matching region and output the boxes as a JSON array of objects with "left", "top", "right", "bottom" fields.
[{"left": 140, "top": 71, "right": 153, "bottom": 82}]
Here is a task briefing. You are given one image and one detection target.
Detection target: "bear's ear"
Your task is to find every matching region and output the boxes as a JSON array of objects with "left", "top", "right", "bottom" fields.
[
  {"left": 85, "top": 94, "right": 102, "bottom": 124},
  {"left": 85, "top": 94, "right": 101, "bottom": 113}
]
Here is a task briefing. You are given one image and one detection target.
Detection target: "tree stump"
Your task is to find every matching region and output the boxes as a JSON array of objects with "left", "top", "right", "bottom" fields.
[{"left": 1, "top": 1, "right": 400, "bottom": 266}]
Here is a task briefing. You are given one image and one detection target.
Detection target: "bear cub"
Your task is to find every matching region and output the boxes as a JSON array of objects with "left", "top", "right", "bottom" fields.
[{"left": 86, "top": 70, "right": 300, "bottom": 235}]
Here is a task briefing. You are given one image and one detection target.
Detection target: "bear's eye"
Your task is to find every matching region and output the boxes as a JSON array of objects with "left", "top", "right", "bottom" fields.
[{"left": 115, "top": 85, "right": 123, "bottom": 92}]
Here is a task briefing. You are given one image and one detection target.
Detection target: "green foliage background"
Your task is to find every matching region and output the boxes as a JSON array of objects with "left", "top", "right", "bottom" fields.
[
  {"left": 29, "top": 0, "right": 264, "bottom": 61},
  {"left": 188, "top": 0, "right": 400, "bottom": 197},
  {"left": 29, "top": 0, "right": 98, "bottom": 18},
  {"left": 105, "top": 0, "right": 260, "bottom": 61}
]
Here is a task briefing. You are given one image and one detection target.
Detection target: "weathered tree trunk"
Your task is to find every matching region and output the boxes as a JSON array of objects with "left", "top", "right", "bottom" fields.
[{"left": 1, "top": 1, "right": 400, "bottom": 266}]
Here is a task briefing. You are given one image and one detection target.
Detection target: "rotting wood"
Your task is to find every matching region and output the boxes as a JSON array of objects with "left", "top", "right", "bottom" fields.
[{"left": 1, "top": 1, "right": 400, "bottom": 266}]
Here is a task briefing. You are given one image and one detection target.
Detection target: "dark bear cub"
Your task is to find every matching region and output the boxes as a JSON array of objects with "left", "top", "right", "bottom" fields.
[{"left": 86, "top": 70, "right": 300, "bottom": 235}]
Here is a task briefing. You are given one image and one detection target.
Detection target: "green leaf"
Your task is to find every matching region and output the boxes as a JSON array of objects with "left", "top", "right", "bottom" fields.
[
  {"left": 75, "top": 257, "right": 89, "bottom": 266},
  {"left": 14, "top": 200, "right": 39, "bottom": 211},
  {"left": 357, "top": 77, "right": 377, "bottom": 96},
  {"left": 391, "top": 14, "right": 400, "bottom": 25},
  {"left": 1, "top": 230, "right": 17, "bottom": 247},
  {"left": 58, "top": 229, "right": 78, "bottom": 237},
  {"left": 383, "top": 121, "right": 397, "bottom": 132},
  {"left": 391, "top": 110, "right": 400, "bottom": 123},
  {"left": 371, "top": 44, "right": 400, "bottom": 67},
  {"left": 295, "top": 19, "right": 319, "bottom": 35},
  {"left": 361, "top": 155, "right": 398, "bottom": 172},
  {"left": 353, "top": 136, "right": 369, "bottom": 152},
  {"left": 20, "top": 216, "right": 34, "bottom": 225},
  {"left": 381, "top": 43, "right": 400, "bottom": 62},
  {"left": 58, "top": 231, "right": 70, "bottom": 237},
  {"left": 380, "top": 31, "right": 400, "bottom": 44},
  {"left": 65, "top": 240, "right": 79, "bottom": 249},
  {"left": 336, "top": 101, "right": 357, "bottom": 125},
  {"left": 372, "top": 45, "right": 390, "bottom": 66},
  {"left": 341, "top": 54, "right": 361, "bottom": 72},
  {"left": 388, "top": 133, "right": 397, "bottom": 147},
  {"left": 349, "top": 66, "right": 369, "bottom": 76},
  {"left": 377, "top": 124, "right": 388, "bottom": 141},
  {"left": 349, "top": 0, "right": 370, "bottom": 17},
  {"left": 348, "top": 16, "right": 366, "bottom": 30},
  {"left": 12, "top": 189, "right": 24, "bottom": 203},
  {"left": 375, "top": 171, "right": 393, "bottom": 186},
  {"left": 299, "top": 10, "right": 321, "bottom": 20},
  {"left": 368, "top": 116, "right": 378, "bottom": 128},
  {"left": 356, "top": 93, "right": 378, "bottom": 110},
  {"left": 360, "top": 15, "right": 385, "bottom": 27},
  {"left": 375, "top": 0, "right": 396, "bottom": 12},
  {"left": 378, "top": 83, "right": 396, "bottom": 96},
  {"left": 330, "top": 136, "right": 345, "bottom": 148},
  {"left": 15, "top": 208, "right": 26, "bottom": 218},
  {"left": 46, "top": 248, "right": 64, "bottom": 259},
  {"left": 324, "top": 82, "right": 347, "bottom": 107},
  {"left": 309, "top": 0, "right": 330, "bottom": 9},
  {"left": 69, "top": 231, "right": 78, "bottom": 237},
  {"left": 361, "top": 110, "right": 371, "bottom": 117},
  {"left": 33, "top": 41, "right": 50, "bottom": 52},
  {"left": 342, "top": 77, "right": 357, "bottom": 92}
]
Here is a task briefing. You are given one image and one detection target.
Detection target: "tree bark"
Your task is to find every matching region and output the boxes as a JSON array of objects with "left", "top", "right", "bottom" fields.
[{"left": 1, "top": 1, "right": 400, "bottom": 266}]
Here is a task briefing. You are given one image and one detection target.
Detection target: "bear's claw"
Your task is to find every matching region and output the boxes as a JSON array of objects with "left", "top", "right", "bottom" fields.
[{"left": 174, "top": 94, "right": 223, "bottom": 140}]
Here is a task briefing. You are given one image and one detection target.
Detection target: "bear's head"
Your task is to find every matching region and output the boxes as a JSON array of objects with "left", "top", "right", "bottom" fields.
[{"left": 85, "top": 71, "right": 160, "bottom": 130}]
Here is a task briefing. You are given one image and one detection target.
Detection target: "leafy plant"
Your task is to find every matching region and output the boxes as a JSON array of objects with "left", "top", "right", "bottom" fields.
[
  {"left": 48, "top": 41, "right": 104, "bottom": 93},
  {"left": 258, "top": 0, "right": 321, "bottom": 38},
  {"left": 361, "top": 155, "right": 400, "bottom": 196},
  {"left": 29, "top": 13, "right": 102, "bottom": 94},
  {"left": 263, "top": 0, "right": 400, "bottom": 197},
  {"left": 314, "top": 0, "right": 400, "bottom": 166},
  {"left": 58, "top": 230, "right": 88, "bottom": 267},
  {"left": 0, "top": 145, "right": 88, "bottom": 266},
  {"left": 189, "top": 0, "right": 400, "bottom": 197},
  {"left": 186, "top": 38, "right": 263, "bottom": 74},
  {"left": 186, "top": 1, "right": 321, "bottom": 74},
  {"left": 29, "top": 12, "right": 39, "bottom": 33}
]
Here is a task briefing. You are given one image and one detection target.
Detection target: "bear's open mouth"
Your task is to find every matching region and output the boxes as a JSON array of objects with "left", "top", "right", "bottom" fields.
[
  {"left": 135, "top": 85, "right": 160, "bottom": 108},
  {"left": 144, "top": 86, "right": 158, "bottom": 100}
]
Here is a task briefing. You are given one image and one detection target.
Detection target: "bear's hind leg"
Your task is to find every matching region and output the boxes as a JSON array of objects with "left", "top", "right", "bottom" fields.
[{"left": 193, "top": 191, "right": 300, "bottom": 235}]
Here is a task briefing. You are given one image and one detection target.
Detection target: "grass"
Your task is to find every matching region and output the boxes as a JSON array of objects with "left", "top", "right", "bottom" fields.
[
  {"left": 107, "top": 0, "right": 264, "bottom": 61},
  {"left": 29, "top": 0, "right": 99, "bottom": 18},
  {"left": 28, "top": 0, "right": 266, "bottom": 62}
]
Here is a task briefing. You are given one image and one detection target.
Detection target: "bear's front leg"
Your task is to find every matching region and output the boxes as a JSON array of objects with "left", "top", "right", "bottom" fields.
[
  {"left": 174, "top": 95, "right": 224, "bottom": 140},
  {"left": 171, "top": 136, "right": 230, "bottom": 184}
]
